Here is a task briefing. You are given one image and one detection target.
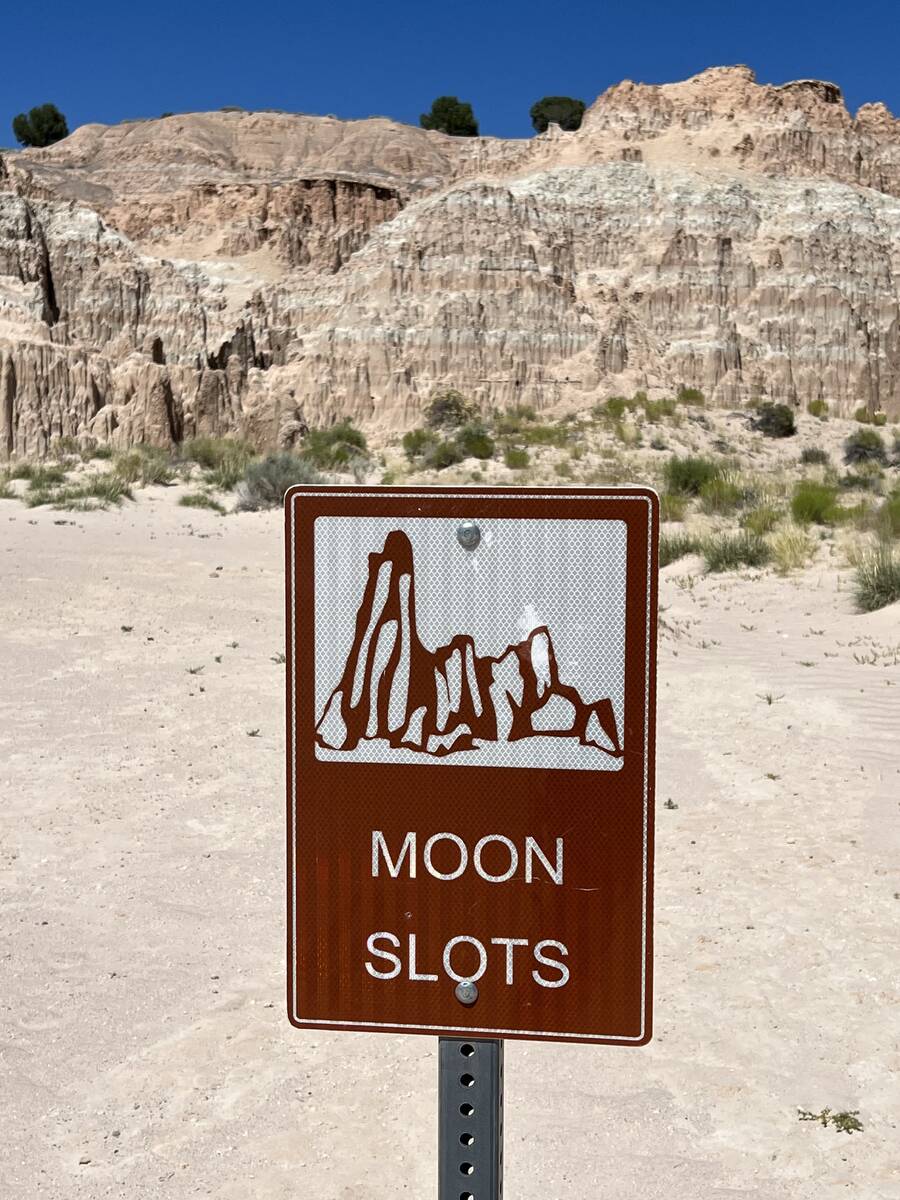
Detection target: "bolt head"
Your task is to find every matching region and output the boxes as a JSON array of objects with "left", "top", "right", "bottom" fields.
[
  {"left": 457, "top": 521, "right": 481, "bottom": 551},
  {"left": 455, "top": 980, "right": 479, "bottom": 1005}
]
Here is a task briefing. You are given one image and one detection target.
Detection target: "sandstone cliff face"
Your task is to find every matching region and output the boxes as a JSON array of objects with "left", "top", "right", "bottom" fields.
[{"left": 3, "top": 66, "right": 900, "bottom": 458}]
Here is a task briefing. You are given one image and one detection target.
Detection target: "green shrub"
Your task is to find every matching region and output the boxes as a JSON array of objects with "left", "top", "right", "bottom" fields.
[
  {"left": 807, "top": 399, "right": 829, "bottom": 419},
  {"left": 880, "top": 490, "right": 900, "bottom": 538},
  {"left": 699, "top": 477, "right": 743, "bottom": 515},
  {"left": 800, "top": 447, "right": 829, "bottom": 466},
  {"left": 873, "top": 411, "right": 887, "bottom": 426},
  {"left": 456, "top": 424, "right": 496, "bottom": 459},
  {"left": 741, "top": 505, "right": 781, "bottom": 536},
  {"left": 12, "top": 103, "right": 69, "bottom": 148},
  {"left": 840, "top": 467, "right": 883, "bottom": 492},
  {"left": 659, "top": 493, "right": 686, "bottom": 522},
  {"left": 7, "top": 461, "right": 36, "bottom": 481},
  {"left": 424, "top": 439, "right": 464, "bottom": 470},
  {"left": 601, "top": 396, "right": 630, "bottom": 420},
  {"left": 854, "top": 541, "right": 900, "bottom": 611},
  {"left": 664, "top": 455, "right": 721, "bottom": 496},
  {"left": 530, "top": 95, "right": 586, "bottom": 133},
  {"left": 0, "top": 477, "right": 14, "bottom": 500},
  {"left": 676, "top": 386, "right": 705, "bottom": 406},
  {"left": 25, "top": 474, "right": 133, "bottom": 510},
  {"left": 492, "top": 405, "right": 537, "bottom": 436},
  {"left": 643, "top": 398, "right": 677, "bottom": 422},
  {"left": 424, "top": 390, "right": 477, "bottom": 430},
  {"left": 402, "top": 428, "right": 436, "bottom": 461},
  {"left": 844, "top": 428, "right": 887, "bottom": 466},
  {"left": 504, "top": 446, "right": 530, "bottom": 470},
  {"left": 791, "top": 480, "right": 841, "bottom": 525},
  {"left": 302, "top": 422, "right": 368, "bottom": 470},
  {"left": 420, "top": 96, "right": 478, "bottom": 137},
  {"left": 179, "top": 492, "right": 226, "bottom": 514},
  {"left": 853, "top": 406, "right": 872, "bottom": 423},
  {"left": 702, "top": 532, "right": 771, "bottom": 573},
  {"left": 26, "top": 464, "right": 67, "bottom": 490},
  {"left": 115, "top": 446, "right": 176, "bottom": 486},
  {"left": 237, "top": 454, "right": 322, "bottom": 511},
  {"left": 181, "top": 436, "right": 255, "bottom": 489},
  {"left": 659, "top": 532, "right": 702, "bottom": 567},
  {"left": 753, "top": 403, "right": 796, "bottom": 438}
]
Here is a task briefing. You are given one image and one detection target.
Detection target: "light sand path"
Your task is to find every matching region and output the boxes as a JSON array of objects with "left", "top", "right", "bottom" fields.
[{"left": 1, "top": 494, "right": 897, "bottom": 1198}]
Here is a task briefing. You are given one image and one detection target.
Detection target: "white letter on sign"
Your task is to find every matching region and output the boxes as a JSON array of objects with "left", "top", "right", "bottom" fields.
[
  {"left": 474, "top": 835, "right": 518, "bottom": 883},
  {"left": 532, "top": 939, "right": 570, "bottom": 988},
  {"left": 365, "top": 932, "right": 402, "bottom": 979},
  {"left": 372, "top": 831, "right": 416, "bottom": 878},
  {"left": 408, "top": 934, "right": 438, "bottom": 981},
  {"left": 525, "top": 836, "right": 564, "bottom": 885},
  {"left": 424, "top": 833, "right": 468, "bottom": 880},
  {"left": 490, "top": 937, "right": 528, "bottom": 984},
  {"left": 443, "top": 935, "right": 488, "bottom": 983}
]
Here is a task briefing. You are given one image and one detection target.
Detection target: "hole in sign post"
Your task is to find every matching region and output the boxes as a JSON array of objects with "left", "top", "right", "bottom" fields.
[
  {"left": 460, "top": 1074, "right": 475, "bottom": 1087},
  {"left": 460, "top": 1163, "right": 474, "bottom": 1176},
  {"left": 459, "top": 1103, "right": 474, "bottom": 1117},
  {"left": 460, "top": 1044, "right": 475, "bottom": 1057}
]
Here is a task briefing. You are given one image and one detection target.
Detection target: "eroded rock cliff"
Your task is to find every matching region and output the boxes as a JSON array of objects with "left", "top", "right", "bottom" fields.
[{"left": 3, "top": 65, "right": 900, "bottom": 458}]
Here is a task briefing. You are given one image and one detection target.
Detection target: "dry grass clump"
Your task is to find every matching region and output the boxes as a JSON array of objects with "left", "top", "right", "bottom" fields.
[
  {"left": 741, "top": 504, "right": 782, "bottom": 536},
  {"left": 26, "top": 474, "right": 133, "bottom": 510},
  {"left": 179, "top": 492, "right": 226, "bottom": 514},
  {"left": 659, "top": 532, "right": 702, "bottom": 568},
  {"left": 659, "top": 493, "right": 687, "bottom": 522},
  {"left": 702, "top": 531, "right": 771, "bottom": 573},
  {"left": 113, "top": 446, "right": 175, "bottom": 487},
  {"left": 181, "top": 437, "right": 256, "bottom": 489},
  {"left": 769, "top": 523, "right": 817, "bottom": 574},
  {"left": 663, "top": 455, "right": 721, "bottom": 496},
  {"left": 854, "top": 541, "right": 900, "bottom": 612},
  {"left": 236, "top": 454, "right": 322, "bottom": 511}
]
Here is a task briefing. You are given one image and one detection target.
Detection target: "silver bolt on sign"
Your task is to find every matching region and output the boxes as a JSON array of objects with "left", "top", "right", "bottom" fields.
[{"left": 456, "top": 520, "right": 481, "bottom": 551}]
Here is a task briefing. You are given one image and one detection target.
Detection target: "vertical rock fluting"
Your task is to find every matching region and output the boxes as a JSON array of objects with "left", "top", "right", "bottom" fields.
[{"left": 4, "top": 66, "right": 900, "bottom": 457}]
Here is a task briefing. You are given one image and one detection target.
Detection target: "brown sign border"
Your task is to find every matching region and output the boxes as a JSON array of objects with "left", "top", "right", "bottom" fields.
[{"left": 286, "top": 485, "right": 658, "bottom": 1044}]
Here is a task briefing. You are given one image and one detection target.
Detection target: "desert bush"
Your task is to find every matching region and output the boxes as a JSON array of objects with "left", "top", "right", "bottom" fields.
[
  {"left": 770, "top": 523, "right": 817, "bottom": 574},
  {"left": 854, "top": 541, "right": 900, "bottom": 611},
  {"left": 456, "top": 423, "right": 495, "bottom": 459},
  {"left": 504, "top": 446, "right": 530, "bottom": 470},
  {"left": 401, "top": 428, "right": 436, "bottom": 462},
  {"left": 643, "top": 398, "right": 677, "bottom": 422},
  {"left": 12, "top": 103, "right": 68, "bottom": 147},
  {"left": 424, "top": 439, "right": 465, "bottom": 470},
  {"left": 302, "top": 422, "right": 368, "bottom": 470},
  {"left": 26, "top": 464, "right": 68, "bottom": 489},
  {"left": 613, "top": 421, "right": 642, "bottom": 447},
  {"left": 873, "top": 411, "right": 887, "bottom": 426},
  {"left": 492, "top": 405, "right": 537, "bottom": 436},
  {"left": 424, "top": 390, "right": 477, "bottom": 430},
  {"left": 236, "top": 454, "right": 322, "bottom": 511},
  {"left": 676, "top": 386, "right": 705, "bottom": 406},
  {"left": 703, "top": 532, "right": 771, "bottom": 572},
  {"left": 530, "top": 95, "right": 586, "bottom": 133},
  {"left": 843, "top": 428, "right": 887, "bottom": 465},
  {"left": 26, "top": 474, "right": 133, "bottom": 510},
  {"left": 741, "top": 504, "right": 782, "bottom": 536},
  {"left": 518, "top": 423, "right": 571, "bottom": 448},
  {"left": 800, "top": 447, "right": 829, "bottom": 466},
  {"left": 181, "top": 436, "right": 255, "bottom": 488},
  {"left": 853, "top": 406, "right": 872, "bottom": 423},
  {"left": 659, "top": 493, "right": 687, "bottom": 522},
  {"left": 595, "top": 396, "right": 632, "bottom": 420},
  {"left": 113, "top": 447, "right": 175, "bottom": 487},
  {"left": 791, "top": 480, "right": 842, "bottom": 525},
  {"left": 807, "top": 399, "right": 829, "bottom": 419},
  {"left": 699, "top": 477, "right": 743, "bottom": 515},
  {"left": 752, "top": 403, "right": 796, "bottom": 438},
  {"left": 420, "top": 96, "right": 478, "bottom": 137},
  {"left": 840, "top": 465, "right": 883, "bottom": 492},
  {"left": 659, "top": 532, "right": 702, "bottom": 567},
  {"left": 880, "top": 490, "right": 900, "bottom": 538},
  {"left": 664, "top": 455, "right": 721, "bottom": 496},
  {"left": 179, "top": 492, "right": 226, "bottom": 514},
  {"left": 7, "top": 461, "right": 36, "bottom": 481},
  {"left": 0, "top": 476, "right": 14, "bottom": 500}
]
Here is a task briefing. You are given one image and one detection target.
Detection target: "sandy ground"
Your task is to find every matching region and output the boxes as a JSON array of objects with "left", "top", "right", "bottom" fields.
[{"left": 1, "top": 489, "right": 898, "bottom": 1199}]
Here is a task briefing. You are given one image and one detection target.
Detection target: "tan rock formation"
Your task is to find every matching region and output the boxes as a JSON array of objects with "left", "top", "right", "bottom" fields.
[{"left": 3, "top": 66, "right": 900, "bottom": 458}]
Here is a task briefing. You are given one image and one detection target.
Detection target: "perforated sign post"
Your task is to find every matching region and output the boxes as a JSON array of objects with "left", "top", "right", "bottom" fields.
[{"left": 286, "top": 485, "right": 658, "bottom": 1197}]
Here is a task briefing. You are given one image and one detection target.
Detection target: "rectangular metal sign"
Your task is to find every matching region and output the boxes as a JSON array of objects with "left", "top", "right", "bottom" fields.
[{"left": 286, "top": 486, "right": 658, "bottom": 1044}]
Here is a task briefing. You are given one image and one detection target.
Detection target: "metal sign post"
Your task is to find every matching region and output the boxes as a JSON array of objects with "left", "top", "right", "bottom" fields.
[
  {"left": 285, "top": 485, "right": 658, "bottom": 1190},
  {"left": 439, "top": 1038, "right": 503, "bottom": 1200}
]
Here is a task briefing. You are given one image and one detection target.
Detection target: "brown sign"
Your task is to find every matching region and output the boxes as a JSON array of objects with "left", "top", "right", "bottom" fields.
[{"left": 286, "top": 486, "right": 658, "bottom": 1044}]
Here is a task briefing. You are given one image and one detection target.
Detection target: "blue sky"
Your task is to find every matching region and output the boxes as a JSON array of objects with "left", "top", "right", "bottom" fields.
[{"left": 3, "top": 0, "right": 899, "bottom": 143}]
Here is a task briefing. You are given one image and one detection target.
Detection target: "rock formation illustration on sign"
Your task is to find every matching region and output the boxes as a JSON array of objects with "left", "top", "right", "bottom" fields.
[{"left": 315, "top": 530, "right": 621, "bottom": 759}]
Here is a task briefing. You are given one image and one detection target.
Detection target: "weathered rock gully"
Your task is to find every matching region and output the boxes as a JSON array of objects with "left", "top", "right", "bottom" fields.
[{"left": 3, "top": 65, "right": 900, "bottom": 459}]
